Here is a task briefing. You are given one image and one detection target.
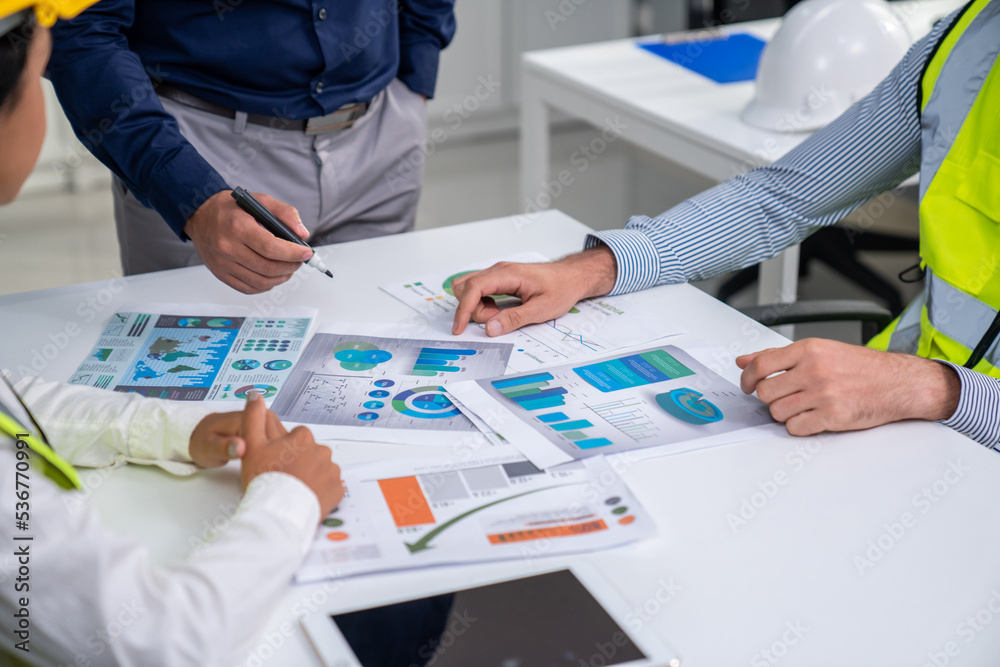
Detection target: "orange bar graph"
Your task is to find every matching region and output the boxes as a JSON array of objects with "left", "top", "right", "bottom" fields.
[
  {"left": 487, "top": 519, "right": 608, "bottom": 544},
  {"left": 378, "top": 476, "right": 436, "bottom": 528}
]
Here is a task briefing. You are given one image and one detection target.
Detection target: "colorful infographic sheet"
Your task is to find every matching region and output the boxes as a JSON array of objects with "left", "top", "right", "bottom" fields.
[
  {"left": 379, "top": 253, "right": 682, "bottom": 372},
  {"left": 447, "top": 345, "right": 775, "bottom": 469},
  {"left": 296, "top": 449, "right": 655, "bottom": 582},
  {"left": 270, "top": 331, "right": 514, "bottom": 445},
  {"left": 68, "top": 305, "right": 314, "bottom": 401}
]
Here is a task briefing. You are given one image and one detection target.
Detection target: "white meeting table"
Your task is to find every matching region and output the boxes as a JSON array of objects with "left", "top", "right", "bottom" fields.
[{"left": 2, "top": 210, "right": 1000, "bottom": 666}]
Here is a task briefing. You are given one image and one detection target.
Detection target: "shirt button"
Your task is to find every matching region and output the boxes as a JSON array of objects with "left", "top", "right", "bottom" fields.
[
  {"left": 318, "top": 8, "right": 327, "bottom": 20},
  {"left": 314, "top": 81, "right": 324, "bottom": 94}
]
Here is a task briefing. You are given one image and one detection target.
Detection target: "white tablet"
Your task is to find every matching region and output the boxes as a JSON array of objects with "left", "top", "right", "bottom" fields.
[{"left": 301, "top": 564, "right": 681, "bottom": 667}]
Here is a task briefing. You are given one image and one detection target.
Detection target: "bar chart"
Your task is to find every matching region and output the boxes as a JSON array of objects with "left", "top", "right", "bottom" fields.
[
  {"left": 491, "top": 372, "right": 567, "bottom": 410},
  {"left": 491, "top": 374, "right": 613, "bottom": 449},
  {"left": 409, "top": 347, "right": 479, "bottom": 376}
]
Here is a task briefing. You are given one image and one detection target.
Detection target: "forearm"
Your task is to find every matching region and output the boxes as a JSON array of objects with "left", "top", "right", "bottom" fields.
[
  {"left": 1, "top": 468, "right": 318, "bottom": 665},
  {"left": 939, "top": 364, "right": 1000, "bottom": 450},
  {"left": 48, "top": 1, "right": 228, "bottom": 236},
  {"left": 14, "top": 376, "right": 211, "bottom": 473},
  {"left": 397, "top": 0, "right": 456, "bottom": 98},
  {"left": 586, "top": 16, "right": 954, "bottom": 296}
]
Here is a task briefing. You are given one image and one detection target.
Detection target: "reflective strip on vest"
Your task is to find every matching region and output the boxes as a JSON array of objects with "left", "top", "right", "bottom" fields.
[
  {"left": 883, "top": 292, "right": 924, "bottom": 354},
  {"left": 886, "top": 269, "right": 1000, "bottom": 368},
  {"left": 919, "top": 0, "right": 1000, "bottom": 200},
  {"left": 0, "top": 404, "right": 82, "bottom": 491}
]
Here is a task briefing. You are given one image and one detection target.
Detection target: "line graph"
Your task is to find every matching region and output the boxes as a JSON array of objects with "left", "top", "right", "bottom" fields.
[{"left": 543, "top": 320, "right": 606, "bottom": 352}]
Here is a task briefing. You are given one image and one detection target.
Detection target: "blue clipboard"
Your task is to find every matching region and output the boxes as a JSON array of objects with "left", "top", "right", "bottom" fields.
[{"left": 639, "top": 33, "right": 766, "bottom": 84}]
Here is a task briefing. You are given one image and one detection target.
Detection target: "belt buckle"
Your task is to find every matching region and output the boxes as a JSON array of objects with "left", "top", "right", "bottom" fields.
[{"left": 304, "top": 103, "right": 367, "bottom": 136}]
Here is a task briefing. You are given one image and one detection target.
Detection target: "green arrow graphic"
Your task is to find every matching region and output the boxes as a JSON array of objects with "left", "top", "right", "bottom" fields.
[{"left": 405, "top": 485, "right": 570, "bottom": 553}]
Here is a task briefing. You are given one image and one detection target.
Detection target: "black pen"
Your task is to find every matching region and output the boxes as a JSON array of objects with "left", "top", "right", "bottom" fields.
[{"left": 231, "top": 187, "right": 333, "bottom": 278}]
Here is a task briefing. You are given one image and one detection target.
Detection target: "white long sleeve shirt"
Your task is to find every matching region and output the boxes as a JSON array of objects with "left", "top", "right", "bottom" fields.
[{"left": 0, "top": 377, "right": 320, "bottom": 666}]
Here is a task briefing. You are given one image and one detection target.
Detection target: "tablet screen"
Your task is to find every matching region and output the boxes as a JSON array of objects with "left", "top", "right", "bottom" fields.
[{"left": 331, "top": 570, "right": 646, "bottom": 667}]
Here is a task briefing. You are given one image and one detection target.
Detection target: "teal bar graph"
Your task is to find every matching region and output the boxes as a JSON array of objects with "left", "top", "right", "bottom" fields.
[
  {"left": 550, "top": 419, "right": 594, "bottom": 432},
  {"left": 493, "top": 374, "right": 615, "bottom": 451},
  {"left": 410, "top": 347, "right": 477, "bottom": 376},
  {"left": 518, "top": 395, "right": 566, "bottom": 410},
  {"left": 492, "top": 374, "right": 567, "bottom": 410},
  {"left": 575, "top": 437, "right": 614, "bottom": 449}
]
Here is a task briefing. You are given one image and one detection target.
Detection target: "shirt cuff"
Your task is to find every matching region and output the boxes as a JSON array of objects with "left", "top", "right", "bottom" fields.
[
  {"left": 585, "top": 227, "right": 664, "bottom": 296},
  {"left": 397, "top": 39, "right": 443, "bottom": 99},
  {"left": 241, "top": 472, "right": 321, "bottom": 556},
  {"left": 938, "top": 361, "right": 1000, "bottom": 449},
  {"left": 143, "top": 148, "right": 230, "bottom": 239},
  {"left": 120, "top": 399, "right": 218, "bottom": 476}
]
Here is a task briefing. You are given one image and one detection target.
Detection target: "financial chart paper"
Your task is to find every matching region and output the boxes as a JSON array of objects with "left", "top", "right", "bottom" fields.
[
  {"left": 448, "top": 344, "right": 775, "bottom": 468},
  {"left": 68, "top": 305, "right": 314, "bottom": 401},
  {"left": 271, "top": 333, "right": 513, "bottom": 443}
]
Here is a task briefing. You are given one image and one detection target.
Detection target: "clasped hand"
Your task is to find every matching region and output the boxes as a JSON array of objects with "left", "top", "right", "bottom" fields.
[{"left": 189, "top": 392, "right": 344, "bottom": 516}]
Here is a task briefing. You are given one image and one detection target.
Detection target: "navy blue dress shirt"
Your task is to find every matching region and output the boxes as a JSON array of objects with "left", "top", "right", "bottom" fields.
[{"left": 47, "top": 0, "right": 456, "bottom": 237}]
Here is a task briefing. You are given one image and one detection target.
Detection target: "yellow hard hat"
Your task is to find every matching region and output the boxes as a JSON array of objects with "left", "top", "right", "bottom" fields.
[{"left": 0, "top": 0, "right": 98, "bottom": 34}]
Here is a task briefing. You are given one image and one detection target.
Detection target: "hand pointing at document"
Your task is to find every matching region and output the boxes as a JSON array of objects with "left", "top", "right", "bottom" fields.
[
  {"left": 451, "top": 245, "right": 619, "bottom": 336},
  {"left": 184, "top": 190, "right": 314, "bottom": 295}
]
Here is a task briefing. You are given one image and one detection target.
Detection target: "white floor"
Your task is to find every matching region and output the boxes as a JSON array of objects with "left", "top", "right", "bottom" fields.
[{"left": 0, "top": 123, "right": 923, "bottom": 344}]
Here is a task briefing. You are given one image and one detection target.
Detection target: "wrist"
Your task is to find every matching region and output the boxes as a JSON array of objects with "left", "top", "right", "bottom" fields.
[
  {"left": 182, "top": 190, "right": 231, "bottom": 241},
  {"left": 566, "top": 246, "right": 617, "bottom": 299},
  {"left": 903, "top": 357, "right": 961, "bottom": 422}
]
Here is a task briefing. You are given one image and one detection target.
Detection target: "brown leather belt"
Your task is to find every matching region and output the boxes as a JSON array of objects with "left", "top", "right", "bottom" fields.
[{"left": 155, "top": 82, "right": 370, "bottom": 135}]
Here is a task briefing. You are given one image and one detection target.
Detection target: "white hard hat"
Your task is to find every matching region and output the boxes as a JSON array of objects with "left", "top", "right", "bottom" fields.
[{"left": 742, "top": 0, "right": 911, "bottom": 133}]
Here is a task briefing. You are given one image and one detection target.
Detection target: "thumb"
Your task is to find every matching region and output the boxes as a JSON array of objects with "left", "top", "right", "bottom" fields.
[
  {"left": 241, "top": 390, "right": 267, "bottom": 453},
  {"left": 735, "top": 351, "right": 763, "bottom": 369},
  {"left": 484, "top": 297, "right": 561, "bottom": 336},
  {"left": 216, "top": 436, "right": 246, "bottom": 462},
  {"left": 255, "top": 192, "right": 309, "bottom": 239}
]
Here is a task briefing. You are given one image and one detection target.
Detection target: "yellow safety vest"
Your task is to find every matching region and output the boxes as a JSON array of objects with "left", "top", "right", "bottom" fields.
[
  {"left": 0, "top": 381, "right": 82, "bottom": 491},
  {"left": 868, "top": 0, "right": 1000, "bottom": 378}
]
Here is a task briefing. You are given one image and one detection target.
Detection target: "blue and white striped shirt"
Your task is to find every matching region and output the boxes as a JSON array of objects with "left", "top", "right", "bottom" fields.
[{"left": 588, "top": 8, "right": 1000, "bottom": 450}]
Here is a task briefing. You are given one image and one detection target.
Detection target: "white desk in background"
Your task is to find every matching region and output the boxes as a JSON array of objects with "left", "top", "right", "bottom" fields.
[
  {"left": 2, "top": 210, "right": 1000, "bottom": 666},
  {"left": 520, "top": 0, "right": 963, "bottom": 308}
]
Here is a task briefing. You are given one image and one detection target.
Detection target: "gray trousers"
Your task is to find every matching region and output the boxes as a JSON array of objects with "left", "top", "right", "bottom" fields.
[{"left": 114, "top": 78, "right": 427, "bottom": 275}]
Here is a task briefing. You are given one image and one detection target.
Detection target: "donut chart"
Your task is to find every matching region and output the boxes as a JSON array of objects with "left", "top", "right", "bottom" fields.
[
  {"left": 655, "top": 388, "right": 723, "bottom": 425},
  {"left": 442, "top": 271, "right": 477, "bottom": 296},
  {"left": 235, "top": 384, "right": 278, "bottom": 400},
  {"left": 392, "top": 386, "right": 461, "bottom": 419}
]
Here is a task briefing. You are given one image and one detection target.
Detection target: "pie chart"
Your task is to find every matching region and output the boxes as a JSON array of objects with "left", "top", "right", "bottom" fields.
[
  {"left": 177, "top": 318, "right": 201, "bottom": 328},
  {"left": 207, "top": 318, "right": 234, "bottom": 328},
  {"left": 656, "top": 388, "right": 723, "bottom": 425},
  {"left": 392, "top": 386, "right": 461, "bottom": 419}
]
